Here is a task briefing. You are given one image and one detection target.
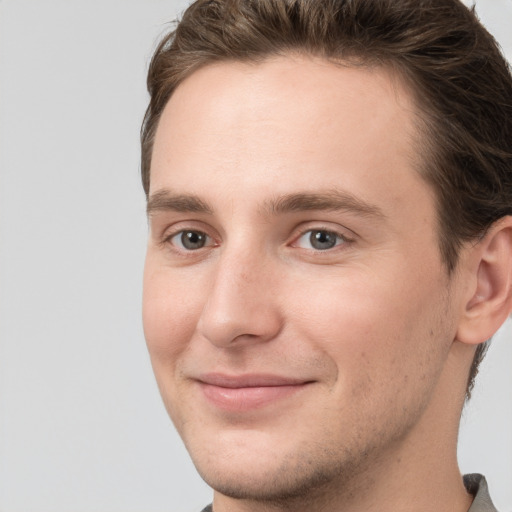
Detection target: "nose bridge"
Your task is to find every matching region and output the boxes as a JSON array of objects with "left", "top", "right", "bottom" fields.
[
  {"left": 212, "top": 247, "right": 262, "bottom": 307},
  {"left": 198, "top": 241, "right": 281, "bottom": 347}
]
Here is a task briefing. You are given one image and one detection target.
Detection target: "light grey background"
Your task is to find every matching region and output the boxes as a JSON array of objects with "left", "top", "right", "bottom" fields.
[{"left": 0, "top": 1, "right": 511, "bottom": 511}]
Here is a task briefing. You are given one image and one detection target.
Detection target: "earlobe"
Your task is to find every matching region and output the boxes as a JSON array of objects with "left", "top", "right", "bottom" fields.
[{"left": 456, "top": 216, "right": 512, "bottom": 345}]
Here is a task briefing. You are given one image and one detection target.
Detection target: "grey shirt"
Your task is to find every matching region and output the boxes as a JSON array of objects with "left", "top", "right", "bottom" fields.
[
  {"left": 200, "top": 474, "right": 498, "bottom": 512},
  {"left": 465, "top": 474, "right": 498, "bottom": 512}
]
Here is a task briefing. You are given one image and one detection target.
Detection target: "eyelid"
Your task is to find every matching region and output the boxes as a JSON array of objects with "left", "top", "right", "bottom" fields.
[
  {"left": 156, "top": 220, "right": 355, "bottom": 255},
  {"left": 159, "top": 222, "right": 220, "bottom": 252},
  {"left": 168, "top": 230, "right": 214, "bottom": 251},
  {"left": 289, "top": 224, "right": 355, "bottom": 251},
  {"left": 296, "top": 230, "right": 344, "bottom": 249}
]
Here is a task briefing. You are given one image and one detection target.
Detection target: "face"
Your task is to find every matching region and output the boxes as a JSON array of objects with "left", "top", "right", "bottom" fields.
[{"left": 143, "top": 56, "right": 464, "bottom": 504}]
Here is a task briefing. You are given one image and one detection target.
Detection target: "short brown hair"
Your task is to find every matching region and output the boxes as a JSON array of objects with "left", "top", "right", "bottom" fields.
[{"left": 141, "top": 0, "right": 512, "bottom": 396}]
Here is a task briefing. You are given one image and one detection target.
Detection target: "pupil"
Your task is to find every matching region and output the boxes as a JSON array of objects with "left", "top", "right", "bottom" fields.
[
  {"left": 310, "top": 230, "right": 336, "bottom": 250},
  {"left": 182, "top": 231, "right": 206, "bottom": 250}
]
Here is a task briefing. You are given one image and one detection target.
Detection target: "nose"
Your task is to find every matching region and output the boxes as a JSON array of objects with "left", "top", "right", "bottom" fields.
[{"left": 197, "top": 247, "right": 283, "bottom": 348}]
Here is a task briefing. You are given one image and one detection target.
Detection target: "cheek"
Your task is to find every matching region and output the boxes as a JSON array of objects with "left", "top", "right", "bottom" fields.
[
  {"left": 142, "top": 264, "right": 207, "bottom": 427},
  {"left": 142, "top": 264, "right": 204, "bottom": 362},
  {"left": 288, "top": 267, "right": 450, "bottom": 396}
]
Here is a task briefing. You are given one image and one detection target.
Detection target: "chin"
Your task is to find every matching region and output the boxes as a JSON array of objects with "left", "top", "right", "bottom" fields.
[
  {"left": 196, "top": 455, "right": 345, "bottom": 503},
  {"left": 185, "top": 427, "right": 364, "bottom": 504}
]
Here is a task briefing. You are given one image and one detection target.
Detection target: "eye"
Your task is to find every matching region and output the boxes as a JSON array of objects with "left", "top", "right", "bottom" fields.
[
  {"left": 169, "top": 230, "right": 211, "bottom": 251},
  {"left": 294, "top": 229, "right": 346, "bottom": 251}
]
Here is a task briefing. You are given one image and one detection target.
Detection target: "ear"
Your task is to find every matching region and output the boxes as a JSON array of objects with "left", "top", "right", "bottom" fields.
[{"left": 456, "top": 216, "right": 512, "bottom": 345}]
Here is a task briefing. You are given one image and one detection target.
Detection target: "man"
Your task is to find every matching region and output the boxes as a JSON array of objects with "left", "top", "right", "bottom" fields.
[{"left": 141, "top": 1, "right": 512, "bottom": 511}]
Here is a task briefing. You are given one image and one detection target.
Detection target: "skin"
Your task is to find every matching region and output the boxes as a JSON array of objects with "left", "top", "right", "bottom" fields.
[{"left": 143, "top": 56, "right": 485, "bottom": 512}]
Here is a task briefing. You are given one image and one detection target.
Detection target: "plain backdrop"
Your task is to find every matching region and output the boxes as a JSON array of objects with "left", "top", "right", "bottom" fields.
[{"left": 0, "top": 1, "right": 511, "bottom": 511}]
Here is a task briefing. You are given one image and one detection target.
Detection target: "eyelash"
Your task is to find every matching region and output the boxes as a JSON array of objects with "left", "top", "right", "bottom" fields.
[
  {"left": 292, "top": 228, "right": 351, "bottom": 251},
  {"left": 162, "top": 226, "right": 352, "bottom": 254},
  {"left": 163, "top": 229, "right": 216, "bottom": 252}
]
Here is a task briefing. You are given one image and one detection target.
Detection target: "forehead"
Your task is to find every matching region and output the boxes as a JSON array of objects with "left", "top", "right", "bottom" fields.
[{"left": 150, "top": 55, "right": 426, "bottom": 216}]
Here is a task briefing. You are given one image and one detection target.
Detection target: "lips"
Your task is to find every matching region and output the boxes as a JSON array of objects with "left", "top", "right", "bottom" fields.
[{"left": 197, "top": 373, "right": 312, "bottom": 412}]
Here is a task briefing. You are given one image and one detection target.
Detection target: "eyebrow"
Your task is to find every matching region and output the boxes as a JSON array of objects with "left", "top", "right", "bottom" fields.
[
  {"left": 264, "top": 191, "right": 385, "bottom": 218},
  {"left": 147, "top": 189, "right": 385, "bottom": 220},
  {"left": 147, "top": 190, "right": 213, "bottom": 216}
]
